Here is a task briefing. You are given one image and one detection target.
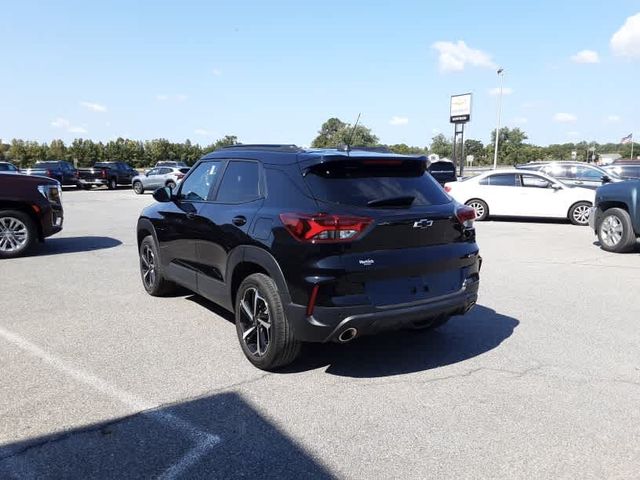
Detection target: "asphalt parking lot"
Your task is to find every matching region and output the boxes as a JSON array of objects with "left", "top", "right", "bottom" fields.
[{"left": 1, "top": 188, "right": 639, "bottom": 479}]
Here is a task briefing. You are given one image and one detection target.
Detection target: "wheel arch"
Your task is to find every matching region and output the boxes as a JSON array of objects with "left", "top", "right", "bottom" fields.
[
  {"left": 0, "top": 201, "right": 43, "bottom": 241},
  {"left": 567, "top": 199, "right": 593, "bottom": 217},
  {"left": 226, "top": 246, "right": 291, "bottom": 310},
  {"left": 136, "top": 217, "right": 158, "bottom": 248}
]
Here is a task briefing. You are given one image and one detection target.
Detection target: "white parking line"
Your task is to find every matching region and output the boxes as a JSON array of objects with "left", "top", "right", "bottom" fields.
[{"left": 0, "top": 325, "right": 222, "bottom": 478}]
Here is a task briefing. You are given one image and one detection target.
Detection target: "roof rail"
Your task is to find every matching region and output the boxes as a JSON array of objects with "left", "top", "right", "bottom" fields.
[{"left": 221, "top": 144, "right": 301, "bottom": 152}]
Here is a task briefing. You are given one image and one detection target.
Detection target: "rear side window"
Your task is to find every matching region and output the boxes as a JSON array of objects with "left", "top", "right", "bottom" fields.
[
  {"left": 303, "top": 160, "right": 449, "bottom": 207},
  {"left": 179, "top": 168, "right": 190, "bottom": 174},
  {"left": 216, "top": 161, "right": 260, "bottom": 203},
  {"left": 480, "top": 173, "right": 518, "bottom": 186}
]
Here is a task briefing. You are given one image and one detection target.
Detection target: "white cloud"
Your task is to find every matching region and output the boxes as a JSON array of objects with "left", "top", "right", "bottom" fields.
[
  {"left": 570, "top": 49, "right": 600, "bottom": 64},
  {"left": 194, "top": 128, "right": 213, "bottom": 136},
  {"left": 389, "top": 116, "right": 409, "bottom": 126},
  {"left": 553, "top": 112, "right": 577, "bottom": 123},
  {"left": 80, "top": 101, "right": 107, "bottom": 112},
  {"left": 212, "top": 68, "right": 222, "bottom": 77},
  {"left": 51, "top": 117, "right": 86, "bottom": 134},
  {"left": 51, "top": 117, "right": 70, "bottom": 128},
  {"left": 157, "top": 93, "right": 188, "bottom": 102},
  {"left": 606, "top": 114, "right": 621, "bottom": 123},
  {"left": 431, "top": 40, "right": 497, "bottom": 72},
  {"left": 611, "top": 12, "right": 640, "bottom": 58},
  {"left": 489, "top": 87, "right": 513, "bottom": 96},
  {"left": 513, "top": 117, "right": 528, "bottom": 124}
]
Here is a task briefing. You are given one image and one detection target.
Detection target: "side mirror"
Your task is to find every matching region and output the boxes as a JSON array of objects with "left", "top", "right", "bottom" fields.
[
  {"left": 153, "top": 186, "right": 173, "bottom": 203},
  {"left": 601, "top": 175, "right": 611, "bottom": 184},
  {"left": 551, "top": 183, "right": 562, "bottom": 190}
]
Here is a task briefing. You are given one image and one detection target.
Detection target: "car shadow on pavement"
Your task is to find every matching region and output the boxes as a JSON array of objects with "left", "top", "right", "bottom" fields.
[
  {"left": 283, "top": 305, "right": 519, "bottom": 378},
  {"left": 0, "top": 392, "right": 335, "bottom": 479},
  {"left": 30, "top": 236, "right": 122, "bottom": 256},
  {"left": 187, "top": 296, "right": 519, "bottom": 378}
]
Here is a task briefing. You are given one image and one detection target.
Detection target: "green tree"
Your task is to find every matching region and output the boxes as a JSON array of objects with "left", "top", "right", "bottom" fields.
[
  {"left": 311, "top": 118, "right": 379, "bottom": 148},
  {"left": 429, "top": 134, "right": 452, "bottom": 158},
  {"left": 463, "top": 139, "right": 486, "bottom": 164},
  {"left": 387, "top": 144, "right": 426, "bottom": 155}
]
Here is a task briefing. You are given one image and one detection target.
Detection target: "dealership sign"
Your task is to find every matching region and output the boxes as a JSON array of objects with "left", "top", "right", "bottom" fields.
[{"left": 450, "top": 93, "right": 472, "bottom": 123}]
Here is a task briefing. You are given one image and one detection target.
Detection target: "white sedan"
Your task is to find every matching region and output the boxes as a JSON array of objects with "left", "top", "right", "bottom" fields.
[{"left": 445, "top": 169, "right": 595, "bottom": 226}]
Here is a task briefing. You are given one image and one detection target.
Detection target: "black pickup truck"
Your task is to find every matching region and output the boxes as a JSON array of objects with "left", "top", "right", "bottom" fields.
[
  {"left": 590, "top": 180, "right": 640, "bottom": 252},
  {"left": 77, "top": 162, "right": 138, "bottom": 189},
  {"left": 24, "top": 161, "right": 79, "bottom": 186},
  {"left": 0, "top": 172, "right": 63, "bottom": 258}
]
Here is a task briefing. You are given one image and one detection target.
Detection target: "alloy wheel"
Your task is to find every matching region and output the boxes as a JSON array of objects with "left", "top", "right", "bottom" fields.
[
  {"left": 600, "top": 215, "right": 623, "bottom": 247},
  {"left": 468, "top": 201, "right": 485, "bottom": 219},
  {"left": 140, "top": 244, "right": 156, "bottom": 289},
  {"left": 0, "top": 216, "right": 28, "bottom": 253},
  {"left": 572, "top": 205, "right": 591, "bottom": 225},
  {"left": 239, "top": 287, "right": 271, "bottom": 357}
]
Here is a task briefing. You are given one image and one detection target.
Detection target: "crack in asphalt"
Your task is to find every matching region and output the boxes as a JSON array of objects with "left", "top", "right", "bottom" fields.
[{"left": 325, "top": 364, "right": 640, "bottom": 390}]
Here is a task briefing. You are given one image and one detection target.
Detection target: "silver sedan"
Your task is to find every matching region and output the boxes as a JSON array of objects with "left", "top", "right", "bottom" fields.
[{"left": 132, "top": 167, "right": 190, "bottom": 194}]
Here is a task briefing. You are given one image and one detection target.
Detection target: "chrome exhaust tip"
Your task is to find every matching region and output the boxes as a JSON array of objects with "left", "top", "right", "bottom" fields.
[{"left": 337, "top": 328, "right": 358, "bottom": 343}]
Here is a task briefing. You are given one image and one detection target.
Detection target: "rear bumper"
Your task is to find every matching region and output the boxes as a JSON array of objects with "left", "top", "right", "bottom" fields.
[
  {"left": 79, "top": 178, "right": 108, "bottom": 186},
  {"left": 285, "top": 278, "right": 479, "bottom": 343}
]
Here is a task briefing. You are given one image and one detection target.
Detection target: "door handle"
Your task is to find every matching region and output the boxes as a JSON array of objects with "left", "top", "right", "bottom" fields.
[
  {"left": 232, "top": 215, "right": 247, "bottom": 226},
  {"left": 186, "top": 212, "right": 196, "bottom": 220}
]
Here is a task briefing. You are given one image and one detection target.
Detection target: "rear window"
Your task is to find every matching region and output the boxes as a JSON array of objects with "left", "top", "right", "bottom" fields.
[{"left": 303, "top": 160, "right": 450, "bottom": 207}]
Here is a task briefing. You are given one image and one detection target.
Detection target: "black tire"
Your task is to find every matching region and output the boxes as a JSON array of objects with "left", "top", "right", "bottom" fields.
[
  {"left": 235, "top": 273, "right": 301, "bottom": 370},
  {"left": 0, "top": 210, "right": 37, "bottom": 259},
  {"left": 568, "top": 201, "right": 592, "bottom": 226},
  {"left": 597, "top": 208, "right": 637, "bottom": 253},
  {"left": 166, "top": 181, "right": 176, "bottom": 190},
  {"left": 108, "top": 178, "right": 117, "bottom": 190},
  {"left": 465, "top": 199, "right": 489, "bottom": 221},
  {"left": 139, "top": 235, "right": 177, "bottom": 296},
  {"left": 133, "top": 181, "right": 144, "bottom": 195}
]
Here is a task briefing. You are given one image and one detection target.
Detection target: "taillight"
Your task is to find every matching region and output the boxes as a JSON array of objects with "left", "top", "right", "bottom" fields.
[
  {"left": 46, "top": 170, "right": 52, "bottom": 177},
  {"left": 455, "top": 205, "right": 476, "bottom": 228},
  {"left": 444, "top": 184, "right": 452, "bottom": 193},
  {"left": 279, "top": 213, "right": 372, "bottom": 243},
  {"left": 101, "top": 169, "right": 107, "bottom": 178},
  {"left": 176, "top": 173, "right": 185, "bottom": 180}
]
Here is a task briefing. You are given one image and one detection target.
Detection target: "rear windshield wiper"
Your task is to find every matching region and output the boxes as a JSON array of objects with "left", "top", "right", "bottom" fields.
[{"left": 366, "top": 195, "right": 415, "bottom": 207}]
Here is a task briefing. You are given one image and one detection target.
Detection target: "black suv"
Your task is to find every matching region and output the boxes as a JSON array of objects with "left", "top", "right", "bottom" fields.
[{"left": 137, "top": 145, "right": 481, "bottom": 369}]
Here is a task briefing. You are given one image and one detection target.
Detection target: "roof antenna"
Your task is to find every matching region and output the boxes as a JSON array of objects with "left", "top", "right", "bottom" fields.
[{"left": 345, "top": 113, "right": 361, "bottom": 154}]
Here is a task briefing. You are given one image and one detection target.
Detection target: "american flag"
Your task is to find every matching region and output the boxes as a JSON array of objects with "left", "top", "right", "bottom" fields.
[{"left": 621, "top": 133, "right": 633, "bottom": 144}]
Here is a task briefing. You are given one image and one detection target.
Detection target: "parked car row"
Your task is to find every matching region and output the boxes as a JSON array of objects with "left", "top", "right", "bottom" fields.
[{"left": 8, "top": 160, "right": 191, "bottom": 193}]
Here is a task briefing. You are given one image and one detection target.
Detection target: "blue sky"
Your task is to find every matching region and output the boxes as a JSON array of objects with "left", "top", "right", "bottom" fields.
[{"left": 1, "top": 0, "right": 639, "bottom": 147}]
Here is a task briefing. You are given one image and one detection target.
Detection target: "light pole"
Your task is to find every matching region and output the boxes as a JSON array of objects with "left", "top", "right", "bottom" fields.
[{"left": 492, "top": 68, "right": 505, "bottom": 170}]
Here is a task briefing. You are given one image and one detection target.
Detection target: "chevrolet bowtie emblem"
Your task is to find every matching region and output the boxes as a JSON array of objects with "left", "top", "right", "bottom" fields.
[{"left": 413, "top": 219, "right": 434, "bottom": 229}]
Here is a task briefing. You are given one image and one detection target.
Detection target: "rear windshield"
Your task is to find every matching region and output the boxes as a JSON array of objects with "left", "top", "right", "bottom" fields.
[
  {"left": 35, "top": 162, "right": 61, "bottom": 168},
  {"left": 304, "top": 160, "right": 450, "bottom": 207}
]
